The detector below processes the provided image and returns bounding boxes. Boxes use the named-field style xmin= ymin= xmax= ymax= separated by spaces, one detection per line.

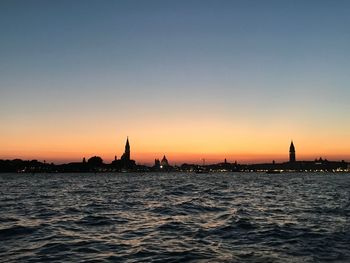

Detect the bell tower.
xmin=289 ymin=141 xmax=296 ymax=162
xmin=124 ymin=137 xmax=130 ymax=161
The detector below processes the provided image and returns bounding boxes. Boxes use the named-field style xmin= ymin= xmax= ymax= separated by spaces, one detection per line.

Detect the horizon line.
xmin=1 ymin=154 xmax=349 ymax=166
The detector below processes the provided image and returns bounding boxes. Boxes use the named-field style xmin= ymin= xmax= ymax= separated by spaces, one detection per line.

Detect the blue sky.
xmin=1 ymin=0 xmax=349 ymax=162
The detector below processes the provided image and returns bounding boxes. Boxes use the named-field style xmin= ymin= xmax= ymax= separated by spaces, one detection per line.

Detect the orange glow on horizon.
xmin=1 ymin=117 xmax=349 ymax=164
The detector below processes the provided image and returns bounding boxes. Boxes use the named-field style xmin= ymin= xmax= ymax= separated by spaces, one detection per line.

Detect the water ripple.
xmin=1 ymin=172 xmax=350 ymax=262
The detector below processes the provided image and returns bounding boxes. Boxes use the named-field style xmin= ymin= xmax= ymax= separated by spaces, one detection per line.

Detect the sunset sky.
xmin=1 ymin=0 xmax=349 ymax=164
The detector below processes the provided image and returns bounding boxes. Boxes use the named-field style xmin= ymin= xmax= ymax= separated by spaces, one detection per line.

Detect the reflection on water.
xmin=0 ymin=172 xmax=349 ymax=262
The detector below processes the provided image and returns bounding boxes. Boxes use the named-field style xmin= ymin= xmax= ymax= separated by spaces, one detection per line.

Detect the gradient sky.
xmin=1 ymin=0 xmax=349 ymax=164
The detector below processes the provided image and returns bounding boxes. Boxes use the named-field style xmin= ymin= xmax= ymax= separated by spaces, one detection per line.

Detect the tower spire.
xmin=120 ymin=136 xmax=130 ymax=162
xmin=289 ymin=140 xmax=296 ymax=162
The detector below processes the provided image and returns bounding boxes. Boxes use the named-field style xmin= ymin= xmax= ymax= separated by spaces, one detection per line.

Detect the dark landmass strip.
xmin=0 ymin=157 xmax=348 ymax=173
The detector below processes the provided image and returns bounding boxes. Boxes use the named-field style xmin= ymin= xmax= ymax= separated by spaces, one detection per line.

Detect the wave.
xmin=1 ymin=172 xmax=350 ymax=262
xmin=0 ymin=225 xmax=37 ymax=240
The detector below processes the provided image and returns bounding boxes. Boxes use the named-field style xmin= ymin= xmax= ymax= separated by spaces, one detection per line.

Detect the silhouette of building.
xmin=87 ymin=156 xmax=103 ymax=166
xmin=152 ymin=155 xmax=173 ymax=171
xmin=160 ymin=155 xmax=169 ymax=167
xmin=111 ymin=137 xmax=136 ymax=170
xmin=121 ymin=137 xmax=130 ymax=162
xmin=289 ymin=141 xmax=296 ymax=162
xmin=154 ymin=159 xmax=160 ymax=168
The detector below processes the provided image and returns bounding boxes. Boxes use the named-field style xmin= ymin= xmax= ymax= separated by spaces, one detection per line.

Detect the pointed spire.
xmin=289 ymin=140 xmax=296 ymax=162
xmin=290 ymin=140 xmax=295 ymax=152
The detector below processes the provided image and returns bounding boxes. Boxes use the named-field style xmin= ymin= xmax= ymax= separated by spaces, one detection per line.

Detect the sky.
xmin=0 ymin=0 xmax=349 ymax=164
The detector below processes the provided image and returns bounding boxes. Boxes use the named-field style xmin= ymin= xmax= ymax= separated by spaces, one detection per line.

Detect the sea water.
xmin=1 ymin=172 xmax=349 ymax=262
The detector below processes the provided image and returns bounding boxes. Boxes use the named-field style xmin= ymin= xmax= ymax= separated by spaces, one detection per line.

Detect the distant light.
xmin=160 ymin=165 xmax=163 ymax=169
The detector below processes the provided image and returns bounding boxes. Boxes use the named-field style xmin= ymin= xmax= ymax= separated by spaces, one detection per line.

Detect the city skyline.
xmin=1 ymin=1 xmax=350 ymax=163
xmin=1 ymin=137 xmax=348 ymax=173
xmin=1 ymin=136 xmax=349 ymax=166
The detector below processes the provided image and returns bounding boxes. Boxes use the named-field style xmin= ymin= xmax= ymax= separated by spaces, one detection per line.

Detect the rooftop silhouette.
xmin=0 ymin=138 xmax=348 ymax=173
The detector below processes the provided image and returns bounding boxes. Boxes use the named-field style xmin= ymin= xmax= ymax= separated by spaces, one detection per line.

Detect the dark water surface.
xmin=1 ymin=172 xmax=350 ymax=262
